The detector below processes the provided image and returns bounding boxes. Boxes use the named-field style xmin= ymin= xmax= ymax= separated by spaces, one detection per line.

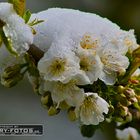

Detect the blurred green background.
xmin=25 ymin=0 xmax=140 ymax=43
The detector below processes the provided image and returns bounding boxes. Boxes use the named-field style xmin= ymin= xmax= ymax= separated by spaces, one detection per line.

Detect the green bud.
xmin=59 ymin=101 xmax=70 ymax=110
xmin=117 ymin=68 xmax=126 ymax=76
xmin=129 ymin=97 xmax=138 ymax=104
xmin=108 ymin=105 xmax=114 ymax=114
xmin=41 ymin=95 xmax=49 ymax=105
xmin=117 ymin=94 xmax=128 ymax=106
xmin=48 ymin=106 xmax=60 ymax=116
xmin=125 ymin=112 xmax=132 ymax=122
xmin=115 ymin=117 xmax=124 ymax=122
xmin=126 ymin=101 xmax=132 ymax=106
xmin=1 ymin=74 xmax=23 ymax=88
xmin=124 ymin=88 xmax=135 ymax=98
xmin=119 ymin=106 xmax=128 ymax=117
xmin=118 ymin=85 xmax=125 ymax=93
xmin=3 ymin=64 xmax=21 ymax=78
xmin=68 ymin=108 xmax=77 ymax=121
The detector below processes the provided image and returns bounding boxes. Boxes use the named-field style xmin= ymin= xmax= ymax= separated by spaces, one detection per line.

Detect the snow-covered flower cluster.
xmin=31 ymin=8 xmax=138 ymax=125
xmin=1 ymin=2 xmax=140 ymax=138
xmin=0 ymin=3 xmax=33 ymax=54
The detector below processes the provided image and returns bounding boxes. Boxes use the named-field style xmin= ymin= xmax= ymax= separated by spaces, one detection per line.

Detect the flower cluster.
xmin=33 ymin=8 xmax=138 ymax=126
xmin=0 ymin=2 xmax=140 ymax=139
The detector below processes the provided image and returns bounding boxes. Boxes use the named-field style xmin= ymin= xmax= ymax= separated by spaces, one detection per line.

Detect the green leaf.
xmin=80 ymin=125 xmax=98 ymax=138
xmin=8 ymin=0 xmax=26 ymax=16
xmin=23 ymin=10 xmax=31 ymax=23
xmin=28 ymin=18 xmax=44 ymax=26
xmin=1 ymin=30 xmax=18 ymax=56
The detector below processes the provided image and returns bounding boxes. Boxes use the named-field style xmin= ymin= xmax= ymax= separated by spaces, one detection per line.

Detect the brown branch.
xmin=28 ymin=44 xmax=44 ymax=62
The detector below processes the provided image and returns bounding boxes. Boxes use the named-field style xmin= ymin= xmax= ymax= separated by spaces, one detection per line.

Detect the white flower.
xmin=75 ymin=92 xmax=109 ymax=125
xmin=123 ymin=30 xmax=138 ymax=53
xmin=44 ymin=80 xmax=85 ymax=107
xmin=0 ymin=3 xmax=33 ymax=54
xmin=38 ymin=43 xmax=90 ymax=84
xmin=116 ymin=127 xmax=139 ymax=140
xmin=98 ymin=46 xmax=129 ymax=85
xmin=76 ymin=48 xmax=102 ymax=83
xmin=78 ymin=33 xmax=130 ymax=85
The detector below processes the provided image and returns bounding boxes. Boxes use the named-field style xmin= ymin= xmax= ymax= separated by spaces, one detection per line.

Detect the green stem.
xmin=119 ymin=58 xmax=140 ymax=85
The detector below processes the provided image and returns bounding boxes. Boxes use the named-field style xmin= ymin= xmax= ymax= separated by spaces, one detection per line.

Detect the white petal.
xmin=99 ymin=69 xmax=117 ymax=85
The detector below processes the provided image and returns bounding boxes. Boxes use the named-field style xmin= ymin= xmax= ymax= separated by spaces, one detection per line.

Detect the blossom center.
xmin=124 ymin=38 xmax=133 ymax=47
xmin=49 ymin=58 xmax=66 ymax=76
xmin=80 ymin=56 xmax=95 ymax=71
xmin=81 ymin=96 xmax=101 ymax=117
xmin=80 ymin=34 xmax=98 ymax=49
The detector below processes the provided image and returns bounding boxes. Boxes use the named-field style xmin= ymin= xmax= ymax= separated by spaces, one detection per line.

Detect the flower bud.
xmin=117 ymin=94 xmax=129 ymax=106
xmin=41 ymin=95 xmax=49 ymax=105
xmin=129 ymin=97 xmax=138 ymax=104
xmin=48 ymin=106 xmax=60 ymax=116
xmin=59 ymin=101 xmax=70 ymax=110
xmin=41 ymin=92 xmax=53 ymax=109
xmin=117 ymin=68 xmax=126 ymax=76
xmin=1 ymin=74 xmax=23 ymax=88
xmin=120 ymin=106 xmax=128 ymax=117
xmin=68 ymin=108 xmax=77 ymax=121
xmin=129 ymin=79 xmax=139 ymax=84
xmin=125 ymin=112 xmax=132 ymax=122
xmin=124 ymin=88 xmax=135 ymax=98
xmin=108 ymin=105 xmax=114 ymax=114
xmin=118 ymin=85 xmax=125 ymax=93
xmin=115 ymin=117 xmax=124 ymax=122
xmin=2 ymin=64 xmax=21 ymax=79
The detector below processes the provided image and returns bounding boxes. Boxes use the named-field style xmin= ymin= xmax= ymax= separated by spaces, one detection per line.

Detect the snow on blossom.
xmin=116 ymin=127 xmax=139 ymax=140
xmin=31 ymin=8 xmax=123 ymax=52
xmin=75 ymin=92 xmax=109 ymax=125
xmin=0 ymin=2 xmax=33 ymax=54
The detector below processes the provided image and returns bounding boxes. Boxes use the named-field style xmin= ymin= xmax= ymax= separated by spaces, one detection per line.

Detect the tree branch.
xmin=28 ymin=44 xmax=44 ymax=62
